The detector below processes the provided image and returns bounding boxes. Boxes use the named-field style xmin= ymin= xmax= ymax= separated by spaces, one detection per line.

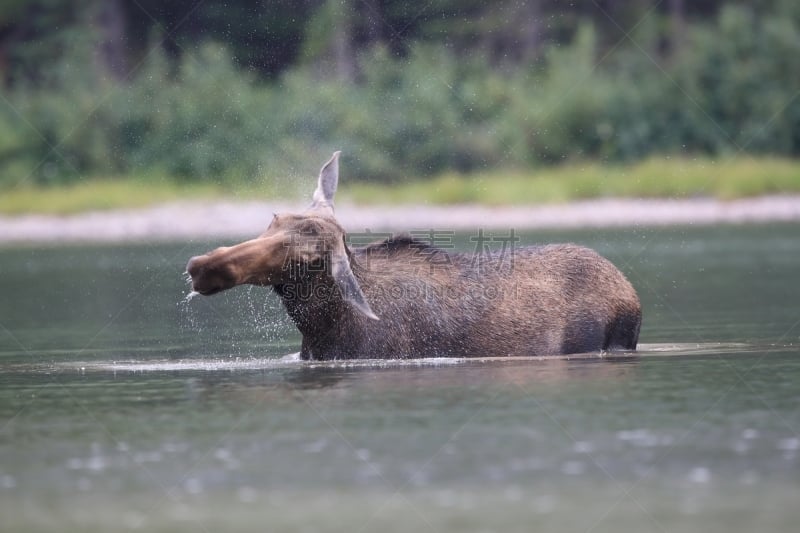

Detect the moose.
xmin=186 ymin=152 xmax=641 ymax=360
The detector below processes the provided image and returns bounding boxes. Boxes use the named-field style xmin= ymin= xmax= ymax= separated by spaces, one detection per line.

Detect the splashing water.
xmin=184 ymin=291 xmax=201 ymax=303
xmin=177 ymin=289 xmax=205 ymax=333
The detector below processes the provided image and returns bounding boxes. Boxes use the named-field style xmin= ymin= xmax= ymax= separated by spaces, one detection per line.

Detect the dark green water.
xmin=1 ymin=224 xmax=799 ymax=532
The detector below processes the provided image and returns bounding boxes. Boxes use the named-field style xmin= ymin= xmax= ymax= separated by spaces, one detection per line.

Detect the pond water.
xmin=1 ymin=224 xmax=799 ymax=532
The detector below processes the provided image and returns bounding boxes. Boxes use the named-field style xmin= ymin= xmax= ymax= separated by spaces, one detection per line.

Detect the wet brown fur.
xmin=274 ymin=231 xmax=641 ymax=360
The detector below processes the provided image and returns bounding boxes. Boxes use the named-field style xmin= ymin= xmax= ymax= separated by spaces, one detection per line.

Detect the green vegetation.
xmin=1 ymin=1 xmax=799 ymax=207
xmin=347 ymin=157 xmax=800 ymax=205
xmin=2 ymin=157 xmax=798 ymax=215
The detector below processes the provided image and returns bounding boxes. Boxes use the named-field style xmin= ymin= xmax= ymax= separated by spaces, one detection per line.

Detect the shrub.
xmin=0 ymin=4 xmax=798 ymax=189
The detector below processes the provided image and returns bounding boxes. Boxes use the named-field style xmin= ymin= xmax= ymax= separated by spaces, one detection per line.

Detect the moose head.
xmin=185 ymin=152 xmax=378 ymax=320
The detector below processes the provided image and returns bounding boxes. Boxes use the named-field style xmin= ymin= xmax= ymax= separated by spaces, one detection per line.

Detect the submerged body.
xmin=187 ymin=152 xmax=642 ymax=360
xmin=277 ymin=235 xmax=641 ymax=360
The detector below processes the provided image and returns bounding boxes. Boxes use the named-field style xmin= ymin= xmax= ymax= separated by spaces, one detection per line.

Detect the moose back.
xmin=186 ymin=152 xmax=641 ymax=359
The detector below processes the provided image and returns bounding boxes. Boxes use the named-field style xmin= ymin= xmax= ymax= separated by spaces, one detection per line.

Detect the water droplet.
xmin=617 ymin=428 xmax=659 ymax=447
xmin=184 ymin=477 xmax=203 ymax=495
xmin=214 ymin=448 xmax=232 ymax=461
xmin=573 ymin=441 xmax=594 ymax=454
xmin=561 ymin=460 xmax=585 ymax=476
xmin=302 ymin=439 xmax=327 ymax=454
xmin=742 ymin=428 xmax=759 ymax=439
xmin=355 ymin=448 xmax=371 ymax=461
xmin=86 ymin=455 xmax=106 ymax=471
xmin=688 ymin=466 xmax=710 ymax=484
xmin=184 ymin=291 xmax=201 ymax=303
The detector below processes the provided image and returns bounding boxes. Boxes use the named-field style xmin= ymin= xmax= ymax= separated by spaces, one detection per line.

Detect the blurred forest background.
xmin=1 ymin=0 xmax=799 ymax=207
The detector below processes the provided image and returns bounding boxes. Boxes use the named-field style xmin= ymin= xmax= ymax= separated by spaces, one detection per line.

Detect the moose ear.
xmin=310 ymin=151 xmax=340 ymax=214
xmin=330 ymin=237 xmax=379 ymax=321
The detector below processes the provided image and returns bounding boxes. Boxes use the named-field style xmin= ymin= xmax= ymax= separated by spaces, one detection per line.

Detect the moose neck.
xmin=272 ymin=267 xmax=368 ymax=359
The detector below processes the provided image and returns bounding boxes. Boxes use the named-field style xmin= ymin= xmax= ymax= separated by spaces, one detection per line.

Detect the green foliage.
xmin=1 ymin=4 xmax=799 ymax=190
xmin=343 ymin=157 xmax=800 ymax=206
xmin=0 ymin=28 xmax=116 ymax=186
xmin=675 ymin=5 xmax=800 ymax=154
xmin=116 ymin=43 xmax=274 ymax=183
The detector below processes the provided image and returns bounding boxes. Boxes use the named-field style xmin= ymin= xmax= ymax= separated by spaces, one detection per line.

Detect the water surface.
xmin=1 ymin=224 xmax=799 ymax=532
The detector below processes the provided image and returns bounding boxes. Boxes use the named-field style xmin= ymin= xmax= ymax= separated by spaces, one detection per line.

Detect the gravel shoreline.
xmin=2 ymin=195 xmax=800 ymax=244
